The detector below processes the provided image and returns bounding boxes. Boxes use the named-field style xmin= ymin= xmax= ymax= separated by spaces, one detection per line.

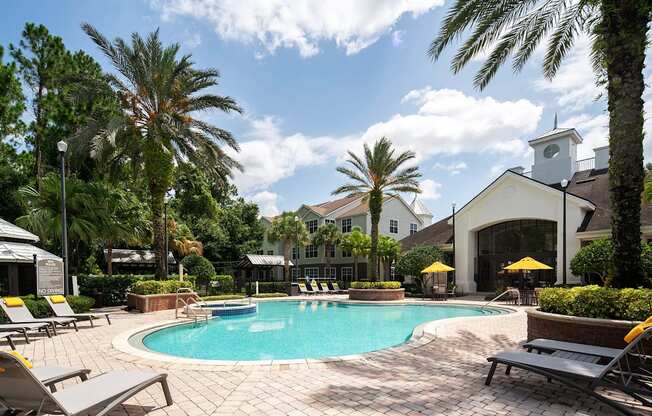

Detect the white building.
xmin=400 ymin=125 xmax=652 ymax=293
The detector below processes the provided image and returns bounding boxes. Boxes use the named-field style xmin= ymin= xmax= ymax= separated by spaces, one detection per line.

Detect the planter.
xmin=127 ymin=293 xmax=197 ymax=313
xmin=348 ymin=288 xmax=404 ymax=301
xmin=527 ymin=309 xmax=644 ymax=349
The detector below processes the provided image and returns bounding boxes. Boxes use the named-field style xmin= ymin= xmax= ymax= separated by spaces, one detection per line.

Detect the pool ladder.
xmin=175 ymin=288 xmax=210 ymax=324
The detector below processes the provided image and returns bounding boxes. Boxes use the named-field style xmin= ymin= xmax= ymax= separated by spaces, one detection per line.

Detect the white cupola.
xmin=410 ymin=195 xmax=433 ymax=226
xmin=529 ymin=115 xmax=583 ymax=185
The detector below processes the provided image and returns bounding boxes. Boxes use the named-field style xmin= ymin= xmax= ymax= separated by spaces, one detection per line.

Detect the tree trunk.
xmin=353 ymin=256 xmax=358 ymax=281
xmin=107 ymin=240 xmax=113 ymax=276
xmin=149 ymin=183 xmax=167 ymax=279
xmin=601 ymin=0 xmax=649 ymax=287
xmin=35 ymin=83 xmax=44 ymax=190
xmin=369 ymin=192 xmax=382 ymax=280
xmin=283 ymin=240 xmax=291 ymax=282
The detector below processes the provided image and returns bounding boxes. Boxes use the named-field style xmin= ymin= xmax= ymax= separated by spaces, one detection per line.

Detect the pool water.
xmin=142 ymin=301 xmax=504 ymax=361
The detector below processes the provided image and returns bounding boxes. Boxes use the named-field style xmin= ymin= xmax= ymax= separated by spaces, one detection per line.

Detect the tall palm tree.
xmin=77 ymin=25 xmax=242 ymax=278
xmin=378 ymin=236 xmax=401 ymax=281
xmin=333 ymin=137 xmax=421 ymax=279
xmin=340 ymin=226 xmax=371 ymax=281
xmin=428 ymin=1 xmax=651 ymax=287
xmin=267 ymin=212 xmax=310 ymax=281
xmin=312 ymin=223 xmax=342 ymax=275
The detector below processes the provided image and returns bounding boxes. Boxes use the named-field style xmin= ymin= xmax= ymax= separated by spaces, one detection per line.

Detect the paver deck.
xmin=2 ymin=296 xmax=648 ymax=416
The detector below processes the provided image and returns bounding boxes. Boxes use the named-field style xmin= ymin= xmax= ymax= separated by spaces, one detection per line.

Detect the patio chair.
xmin=2 ymin=332 xmax=20 ymax=350
xmin=485 ymin=326 xmax=652 ymax=416
xmin=432 ymin=272 xmax=448 ymax=301
xmin=6 ymin=350 xmax=91 ymax=392
xmin=298 ymin=283 xmax=316 ymax=295
xmin=317 ymin=282 xmax=332 ymax=294
xmin=44 ymin=295 xmax=111 ymax=327
xmin=0 ymin=351 xmax=173 ymax=416
xmin=328 ymin=282 xmax=347 ymax=294
xmin=310 ymin=280 xmax=322 ymax=295
xmin=1 ymin=297 xmax=77 ymax=335
xmin=0 ymin=322 xmax=52 ymax=343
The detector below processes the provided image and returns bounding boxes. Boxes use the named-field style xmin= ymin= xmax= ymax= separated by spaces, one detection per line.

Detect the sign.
xmin=36 ymin=258 xmax=65 ymax=296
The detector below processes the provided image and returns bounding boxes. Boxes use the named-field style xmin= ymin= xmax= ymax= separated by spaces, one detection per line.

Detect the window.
xmin=389 ymin=219 xmax=399 ymax=234
xmin=341 ymin=218 xmax=352 ymax=233
xmin=341 ymin=267 xmax=353 ymax=281
xmin=342 ymin=249 xmax=351 ymax=258
xmin=324 ymin=267 xmax=336 ymax=279
xmin=305 ymin=244 xmax=318 ymax=258
xmin=267 ymin=250 xmax=274 ymax=255
xmin=410 ymin=223 xmax=418 ymax=235
xmin=256 ymin=249 xmax=264 ymax=255
xmin=325 ymin=219 xmax=335 ymax=225
xmin=305 ymin=267 xmax=319 ymax=279
xmin=327 ymin=245 xmax=335 ymax=258
xmin=306 ymin=219 xmax=318 ymax=233
xmin=544 ymin=144 xmax=560 ymax=159
xmin=292 ymin=247 xmax=299 ymax=259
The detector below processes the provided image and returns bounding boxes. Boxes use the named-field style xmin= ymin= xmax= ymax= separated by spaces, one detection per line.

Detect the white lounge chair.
xmin=1 ymin=297 xmax=77 ymax=335
xmin=329 ymin=282 xmax=347 ymax=294
xmin=298 ymin=283 xmax=316 ymax=295
xmin=44 ymin=295 xmax=111 ymax=327
xmin=0 ymin=351 xmax=173 ymax=416
xmin=0 ymin=322 xmax=52 ymax=343
xmin=317 ymin=281 xmax=332 ymax=294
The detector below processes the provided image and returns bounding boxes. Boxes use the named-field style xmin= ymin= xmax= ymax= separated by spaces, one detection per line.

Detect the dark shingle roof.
xmin=399 ymin=216 xmax=453 ymax=251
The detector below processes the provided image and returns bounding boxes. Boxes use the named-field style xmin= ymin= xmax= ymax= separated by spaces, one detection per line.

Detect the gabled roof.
xmin=334 ymin=195 xmax=424 ymax=224
xmin=0 ymin=218 xmax=39 ymax=243
xmin=0 ymin=241 xmax=60 ymax=263
xmin=410 ymin=196 xmax=432 ymax=216
xmin=307 ymin=195 xmax=360 ymax=216
xmin=238 ymin=254 xmax=292 ymax=268
xmin=399 ymin=216 xmax=453 ymax=251
xmin=528 ymin=127 xmax=583 ymax=145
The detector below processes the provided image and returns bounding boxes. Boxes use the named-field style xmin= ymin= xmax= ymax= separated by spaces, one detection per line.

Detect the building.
xmin=260 ymin=194 xmax=432 ymax=281
xmin=400 ymin=124 xmax=652 ymax=293
xmin=0 ymin=218 xmax=62 ymax=295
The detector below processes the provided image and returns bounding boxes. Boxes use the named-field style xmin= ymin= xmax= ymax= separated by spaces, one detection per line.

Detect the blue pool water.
xmin=142 ymin=301 xmax=504 ymax=361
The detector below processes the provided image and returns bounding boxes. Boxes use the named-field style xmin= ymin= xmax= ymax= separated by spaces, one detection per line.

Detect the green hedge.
xmin=0 ymin=295 xmax=95 ymax=322
xmin=253 ymin=292 xmax=288 ymax=298
xmin=253 ymin=281 xmax=291 ymax=294
xmin=201 ymin=294 xmax=245 ymax=301
xmin=350 ymin=281 xmax=401 ymax=289
xmin=78 ymin=274 xmax=195 ymax=305
xmin=539 ymin=285 xmax=652 ymax=321
xmin=131 ymin=280 xmax=194 ymax=295
xmin=209 ymin=275 xmax=235 ymax=294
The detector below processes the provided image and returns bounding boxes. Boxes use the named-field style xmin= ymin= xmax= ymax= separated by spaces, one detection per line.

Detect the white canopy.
xmin=0 ymin=241 xmax=61 ymax=263
xmin=0 ymin=218 xmax=39 ymax=243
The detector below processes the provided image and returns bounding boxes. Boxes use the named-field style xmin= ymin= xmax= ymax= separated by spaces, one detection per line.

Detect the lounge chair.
xmin=523 ymin=338 xmax=622 ymax=360
xmin=298 ymin=283 xmax=316 ymax=295
xmin=328 ymin=282 xmax=347 ymax=294
xmin=485 ymin=326 xmax=652 ymax=416
xmin=0 ymin=351 xmax=173 ymax=416
xmin=5 ymin=350 xmax=91 ymax=392
xmin=2 ymin=332 xmax=19 ymax=349
xmin=1 ymin=297 xmax=77 ymax=335
xmin=0 ymin=322 xmax=52 ymax=343
xmin=317 ymin=282 xmax=332 ymax=294
xmin=45 ymin=295 xmax=111 ymax=327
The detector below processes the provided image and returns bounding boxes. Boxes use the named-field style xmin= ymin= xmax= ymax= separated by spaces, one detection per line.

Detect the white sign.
xmin=36 ymin=258 xmax=65 ymax=296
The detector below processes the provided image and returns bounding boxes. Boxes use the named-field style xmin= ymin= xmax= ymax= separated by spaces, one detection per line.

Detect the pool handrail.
xmin=175 ymin=288 xmax=209 ymax=323
xmin=481 ymin=289 xmax=518 ymax=310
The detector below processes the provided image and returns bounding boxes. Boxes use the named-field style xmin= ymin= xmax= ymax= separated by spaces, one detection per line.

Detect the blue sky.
xmin=3 ymin=0 xmax=650 ymax=221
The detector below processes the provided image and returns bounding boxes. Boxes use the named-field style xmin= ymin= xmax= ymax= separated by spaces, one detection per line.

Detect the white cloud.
xmin=432 ymin=161 xmax=467 ymax=175
xmin=150 ymin=0 xmax=443 ymax=57
xmin=391 ymin=30 xmax=404 ymax=47
xmin=248 ymin=191 xmax=280 ymax=217
xmin=183 ymin=30 xmax=202 ymax=48
xmin=419 ymin=179 xmax=442 ymax=201
xmin=489 ymin=164 xmax=506 ymax=178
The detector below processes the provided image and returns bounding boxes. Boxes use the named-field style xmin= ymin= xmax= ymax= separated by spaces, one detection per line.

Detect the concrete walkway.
xmin=2 ymin=297 xmax=646 ymax=416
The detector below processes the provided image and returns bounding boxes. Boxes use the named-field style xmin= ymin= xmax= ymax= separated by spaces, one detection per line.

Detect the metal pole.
xmin=164 ymin=201 xmax=169 ymax=277
xmin=60 ymin=151 xmax=69 ymax=296
xmin=452 ymin=203 xmax=456 ymax=286
xmin=562 ymin=186 xmax=567 ymax=286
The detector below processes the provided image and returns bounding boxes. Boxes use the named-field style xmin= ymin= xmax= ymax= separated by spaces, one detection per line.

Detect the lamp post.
xmin=57 ymin=140 xmax=69 ymax=295
xmin=294 ymin=215 xmax=300 ymax=282
xmin=164 ymin=192 xmax=171 ymax=278
xmin=560 ymin=179 xmax=568 ymax=286
xmin=451 ymin=202 xmax=456 ymax=286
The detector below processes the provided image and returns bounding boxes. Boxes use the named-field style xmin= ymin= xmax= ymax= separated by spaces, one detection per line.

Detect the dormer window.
xmin=543 ymin=144 xmax=560 ymax=159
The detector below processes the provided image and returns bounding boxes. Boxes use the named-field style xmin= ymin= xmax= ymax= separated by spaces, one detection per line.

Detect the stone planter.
xmin=527 ymin=309 xmax=643 ymax=349
xmin=348 ymin=288 xmax=404 ymax=301
xmin=127 ymin=293 xmax=197 ymax=313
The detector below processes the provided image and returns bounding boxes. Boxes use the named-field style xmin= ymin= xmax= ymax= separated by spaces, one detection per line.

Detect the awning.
xmin=0 ymin=242 xmax=61 ymax=263
xmin=103 ymin=249 xmax=176 ymax=264
xmin=0 ymin=218 xmax=39 ymax=243
xmin=238 ymin=254 xmax=293 ymax=268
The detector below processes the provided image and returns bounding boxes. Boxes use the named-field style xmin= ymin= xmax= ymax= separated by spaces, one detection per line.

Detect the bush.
xmin=78 ymin=274 xmax=146 ymax=306
xmin=570 ymin=239 xmax=652 ymax=286
xmin=131 ymin=280 xmax=194 ymax=295
xmin=254 ymin=281 xmax=291 ymax=294
xmin=538 ymin=285 xmax=652 ymax=321
xmin=350 ymin=281 xmax=401 ymax=289
xmin=201 ymin=294 xmax=245 ymax=301
xmin=253 ymin=292 xmax=288 ymax=298
xmin=209 ymin=275 xmax=235 ymax=294
xmin=181 ymin=254 xmax=216 ymax=283
xmin=66 ymin=295 xmax=95 ymax=313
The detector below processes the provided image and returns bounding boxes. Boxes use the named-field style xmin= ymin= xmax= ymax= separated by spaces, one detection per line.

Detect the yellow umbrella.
xmin=421 ymin=261 xmax=455 ymax=273
xmin=503 ymin=257 xmax=553 ymax=271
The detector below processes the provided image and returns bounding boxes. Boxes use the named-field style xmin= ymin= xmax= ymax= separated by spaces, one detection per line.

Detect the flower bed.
xmin=348 ymin=281 xmax=404 ymax=301
xmin=127 ymin=279 xmax=196 ymax=313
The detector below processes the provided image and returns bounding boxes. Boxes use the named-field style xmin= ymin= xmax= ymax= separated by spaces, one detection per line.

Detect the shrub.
xmin=254 ymin=281 xmax=291 ymax=294
xmin=209 ymin=275 xmax=235 ymax=294
xmin=253 ymin=292 xmax=288 ymax=298
xmin=350 ymin=281 xmax=401 ymax=289
xmin=395 ymin=246 xmax=443 ymax=278
xmin=570 ymin=239 xmax=652 ymax=286
xmin=66 ymin=295 xmax=95 ymax=313
xmin=131 ymin=280 xmax=194 ymax=295
xmin=78 ymin=274 xmax=147 ymax=306
xmin=181 ymin=254 xmax=216 ymax=283
xmin=201 ymin=294 xmax=245 ymax=301
xmin=538 ymin=285 xmax=652 ymax=321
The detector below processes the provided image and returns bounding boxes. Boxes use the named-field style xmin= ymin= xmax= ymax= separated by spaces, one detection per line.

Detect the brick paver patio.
xmin=3 ymin=297 xmax=647 ymax=416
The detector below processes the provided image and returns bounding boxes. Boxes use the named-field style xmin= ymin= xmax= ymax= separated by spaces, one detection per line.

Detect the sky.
xmin=2 ymin=0 xmax=651 ymax=221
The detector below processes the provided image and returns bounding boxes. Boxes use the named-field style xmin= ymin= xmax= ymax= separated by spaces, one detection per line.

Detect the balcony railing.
xmin=576 ymin=157 xmax=595 ymax=172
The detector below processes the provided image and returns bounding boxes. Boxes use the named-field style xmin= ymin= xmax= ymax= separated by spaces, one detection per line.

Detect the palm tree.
xmin=340 ymin=226 xmax=371 ymax=281
xmin=267 ymin=212 xmax=310 ymax=281
xmin=77 ymin=25 xmax=242 ymax=278
xmin=333 ymin=137 xmax=421 ymax=279
xmin=312 ymin=223 xmax=342 ymax=275
xmin=428 ymin=1 xmax=651 ymax=287
xmin=378 ymin=236 xmax=401 ymax=281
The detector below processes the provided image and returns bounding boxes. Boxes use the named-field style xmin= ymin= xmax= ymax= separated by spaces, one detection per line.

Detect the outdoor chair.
xmin=505 ymin=287 xmax=520 ymax=305
xmin=328 ymin=282 xmax=347 ymax=293
xmin=0 ymin=351 xmax=173 ymax=416
xmin=317 ymin=282 xmax=332 ymax=294
xmin=485 ymin=326 xmax=652 ymax=416
xmin=2 ymin=332 xmax=20 ymax=350
xmin=432 ymin=272 xmax=448 ymax=301
xmin=45 ymin=295 xmax=111 ymax=327
xmin=533 ymin=287 xmax=544 ymax=306
xmin=298 ymin=283 xmax=316 ymax=295
xmin=0 ymin=297 xmax=77 ymax=335
xmin=5 ymin=350 xmax=91 ymax=392
xmin=0 ymin=322 xmax=52 ymax=343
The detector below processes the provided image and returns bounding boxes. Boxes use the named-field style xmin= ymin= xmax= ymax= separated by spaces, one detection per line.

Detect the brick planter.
xmin=527 ymin=309 xmax=645 ymax=349
xmin=127 ymin=293 xmax=198 ymax=313
xmin=348 ymin=288 xmax=404 ymax=301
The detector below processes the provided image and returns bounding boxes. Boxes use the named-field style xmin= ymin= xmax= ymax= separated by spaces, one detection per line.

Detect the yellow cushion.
xmin=624 ymin=322 xmax=652 ymax=344
xmin=49 ymin=295 xmax=66 ymax=304
xmin=3 ymin=297 xmax=24 ymax=307
xmin=8 ymin=351 xmax=32 ymax=369
xmin=645 ymin=316 xmax=652 ymax=324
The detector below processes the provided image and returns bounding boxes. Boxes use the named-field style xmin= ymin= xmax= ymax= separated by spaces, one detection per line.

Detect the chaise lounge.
xmin=1 ymin=297 xmax=77 ymax=335
xmin=45 ymin=295 xmax=111 ymax=327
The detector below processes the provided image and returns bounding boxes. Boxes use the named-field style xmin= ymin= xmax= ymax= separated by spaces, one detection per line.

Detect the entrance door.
xmin=476 ymin=220 xmax=557 ymax=292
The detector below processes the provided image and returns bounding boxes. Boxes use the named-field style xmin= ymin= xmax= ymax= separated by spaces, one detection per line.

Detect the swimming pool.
xmin=140 ymin=301 xmax=506 ymax=361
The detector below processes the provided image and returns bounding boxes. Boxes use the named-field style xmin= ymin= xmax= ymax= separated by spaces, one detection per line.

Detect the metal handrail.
xmin=175 ymin=288 xmax=209 ymax=323
xmin=481 ymin=289 xmax=519 ymax=310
